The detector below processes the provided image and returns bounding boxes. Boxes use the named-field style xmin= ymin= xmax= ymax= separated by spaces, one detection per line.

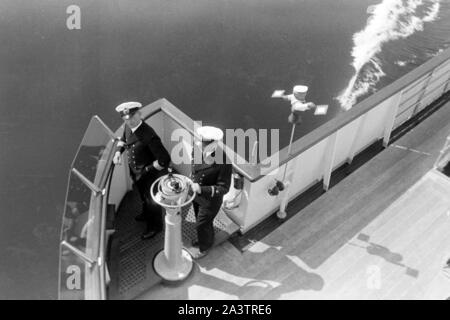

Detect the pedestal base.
xmin=277 ymin=210 xmax=287 ymax=219
xmin=153 ymin=249 xmax=193 ymax=282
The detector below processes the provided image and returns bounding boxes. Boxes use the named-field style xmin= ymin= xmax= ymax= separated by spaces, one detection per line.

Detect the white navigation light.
xmin=293 ymin=85 xmax=308 ymax=101
xmin=293 ymin=85 xmax=308 ymax=94
xmin=268 ymin=84 xmax=330 ymax=221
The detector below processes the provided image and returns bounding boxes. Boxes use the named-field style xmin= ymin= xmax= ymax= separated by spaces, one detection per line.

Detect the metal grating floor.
xmin=108 ymin=186 xmax=237 ymax=300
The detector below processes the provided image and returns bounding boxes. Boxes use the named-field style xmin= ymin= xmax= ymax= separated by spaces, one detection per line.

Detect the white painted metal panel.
xmin=400 ymin=73 xmax=428 ymax=104
xmin=108 ymin=164 xmax=130 ymax=212
xmin=224 ymin=177 xmax=252 ymax=231
xmin=332 ymin=118 xmax=360 ymax=169
xmin=241 ymin=164 xmax=286 ymax=231
xmin=289 ymin=138 xmax=328 ymax=193
xmin=161 ymin=112 xmax=192 ymax=177
xmin=431 ymin=60 xmax=450 ymax=79
xmin=145 ymin=111 xmax=164 ymax=138
xmin=426 ymin=77 xmax=447 ymax=94
xmin=394 ymin=106 xmax=415 ymax=128
xmin=351 ymin=97 xmax=391 ymax=154
xmin=398 ymin=96 xmax=419 ymax=116
xmin=240 ymin=137 xmax=329 ymax=232
xmin=421 ymin=85 xmax=445 ymax=112
xmin=421 ymin=80 xmax=448 ymax=112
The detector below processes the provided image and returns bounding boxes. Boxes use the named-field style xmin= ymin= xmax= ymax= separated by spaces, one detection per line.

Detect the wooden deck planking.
xmin=275 ymin=149 xmax=429 ymax=270
xmin=320 ymin=181 xmax=443 ymax=298
xmin=338 ymin=179 xmax=450 ymax=299
xmin=291 ymin=182 xmax=423 ymax=295
xmin=385 ymin=172 xmax=450 ymax=299
xmin=272 ymin=170 xmax=450 ymax=300
xmin=368 ymin=200 xmax=450 ymax=299
xmin=389 ymin=229 xmax=450 ymax=299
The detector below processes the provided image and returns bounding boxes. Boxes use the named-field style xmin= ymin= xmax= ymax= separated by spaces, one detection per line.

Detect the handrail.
xmin=59 ymin=117 xmax=117 ymax=300
xmin=91 ymin=138 xmax=117 ymax=300
xmin=98 ymin=164 xmax=115 ymax=300
xmin=61 ymin=240 xmax=96 ymax=266
xmin=72 ymin=168 xmax=103 ymax=195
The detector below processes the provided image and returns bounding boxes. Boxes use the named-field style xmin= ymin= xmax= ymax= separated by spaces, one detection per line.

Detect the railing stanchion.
xmin=383 ymin=91 xmax=403 ymax=147
xmin=347 ymin=113 xmax=368 ymax=164
xmin=322 ymin=132 xmax=338 ymax=192
xmin=443 ymin=73 xmax=450 ymax=94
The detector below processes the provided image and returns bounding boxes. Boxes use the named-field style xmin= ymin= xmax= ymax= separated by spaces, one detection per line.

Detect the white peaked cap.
xmin=196 ymin=126 xmax=224 ymax=142
xmin=293 ymin=85 xmax=308 ymax=94
xmin=115 ymin=101 xmax=142 ymax=113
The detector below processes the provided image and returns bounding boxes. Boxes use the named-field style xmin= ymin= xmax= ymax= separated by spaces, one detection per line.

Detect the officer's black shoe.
xmin=141 ymin=229 xmax=158 ymax=240
xmin=192 ymin=249 xmax=209 ymax=260
xmin=191 ymin=240 xmax=199 ymax=248
xmin=135 ymin=214 xmax=146 ymax=222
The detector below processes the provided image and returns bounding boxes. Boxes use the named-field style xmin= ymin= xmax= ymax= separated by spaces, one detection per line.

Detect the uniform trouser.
xmin=134 ymin=171 xmax=164 ymax=232
xmin=193 ymin=202 xmax=220 ymax=252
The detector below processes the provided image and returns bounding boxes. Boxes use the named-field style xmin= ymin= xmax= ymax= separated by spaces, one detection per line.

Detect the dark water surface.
xmin=0 ymin=0 xmax=448 ymax=299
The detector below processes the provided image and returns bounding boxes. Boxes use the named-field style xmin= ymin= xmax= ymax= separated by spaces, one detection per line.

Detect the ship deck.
xmin=137 ymin=99 xmax=450 ymax=300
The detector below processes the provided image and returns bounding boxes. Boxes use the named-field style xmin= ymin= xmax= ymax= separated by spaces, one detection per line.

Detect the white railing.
xmin=434 ymin=135 xmax=450 ymax=170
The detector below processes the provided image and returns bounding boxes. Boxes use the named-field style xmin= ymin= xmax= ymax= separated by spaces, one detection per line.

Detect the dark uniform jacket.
xmin=191 ymin=150 xmax=232 ymax=211
xmin=119 ymin=122 xmax=171 ymax=181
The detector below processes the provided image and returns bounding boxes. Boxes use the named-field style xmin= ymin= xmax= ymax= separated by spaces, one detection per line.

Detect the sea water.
xmin=0 ymin=0 xmax=448 ymax=298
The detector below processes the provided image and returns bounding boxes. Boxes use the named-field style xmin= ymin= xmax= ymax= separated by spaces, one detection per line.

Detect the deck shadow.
xmin=137 ymin=244 xmax=324 ymax=300
xmin=350 ymin=233 xmax=419 ymax=278
xmin=108 ymin=186 xmax=234 ymax=300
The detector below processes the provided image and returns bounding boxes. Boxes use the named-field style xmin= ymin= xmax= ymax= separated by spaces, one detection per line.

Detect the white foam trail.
xmin=337 ymin=0 xmax=442 ymax=110
xmin=428 ymin=47 xmax=445 ymax=58
xmin=423 ymin=0 xmax=440 ymax=22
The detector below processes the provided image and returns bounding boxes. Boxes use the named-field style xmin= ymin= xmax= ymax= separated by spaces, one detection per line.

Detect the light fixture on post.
xmin=269 ymin=85 xmax=329 ymax=219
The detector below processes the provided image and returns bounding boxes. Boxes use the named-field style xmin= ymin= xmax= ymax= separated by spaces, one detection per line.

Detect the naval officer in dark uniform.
xmin=191 ymin=126 xmax=232 ymax=259
xmin=113 ymin=102 xmax=171 ymax=240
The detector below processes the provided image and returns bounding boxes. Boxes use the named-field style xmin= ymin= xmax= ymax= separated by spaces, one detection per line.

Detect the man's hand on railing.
xmin=192 ymin=183 xmax=202 ymax=194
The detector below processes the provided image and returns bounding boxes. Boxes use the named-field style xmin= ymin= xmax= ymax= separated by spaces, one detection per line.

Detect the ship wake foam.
xmin=337 ymin=0 xmax=441 ymax=110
